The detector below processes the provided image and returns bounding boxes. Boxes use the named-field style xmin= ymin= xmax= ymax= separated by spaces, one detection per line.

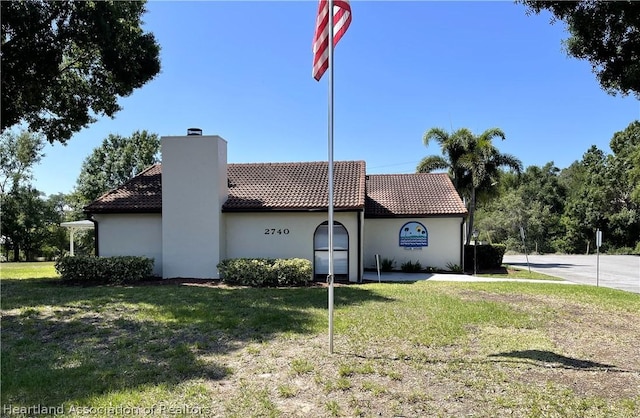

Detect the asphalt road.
xmin=503 ymin=254 xmax=640 ymax=294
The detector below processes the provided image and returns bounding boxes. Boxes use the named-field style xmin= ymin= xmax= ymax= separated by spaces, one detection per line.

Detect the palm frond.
xmin=422 ymin=128 xmax=450 ymax=147
xmin=478 ymin=128 xmax=506 ymax=142
xmin=493 ymin=153 xmax=523 ymax=173
xmin=416 ymin=155 xmax=450 ymax=173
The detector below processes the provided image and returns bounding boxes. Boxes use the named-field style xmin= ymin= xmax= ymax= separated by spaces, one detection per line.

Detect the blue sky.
xmin=31 ymin=0 xmax=639 ymax=197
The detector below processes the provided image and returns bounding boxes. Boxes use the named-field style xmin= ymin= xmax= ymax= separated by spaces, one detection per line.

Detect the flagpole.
xmin=327 ymin=0 xmax=335 ymax=355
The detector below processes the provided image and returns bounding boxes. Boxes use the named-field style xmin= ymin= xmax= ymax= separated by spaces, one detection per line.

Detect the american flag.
xmin=312 ymin=0 xmax=352 ymax=81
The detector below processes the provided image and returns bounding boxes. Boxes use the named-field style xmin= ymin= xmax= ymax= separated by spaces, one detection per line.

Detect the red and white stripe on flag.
xmin=312 ymin=0 xmax=352 ymax=81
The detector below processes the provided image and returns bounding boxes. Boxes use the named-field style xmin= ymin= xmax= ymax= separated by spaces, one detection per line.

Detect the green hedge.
xmin=55 ymin=256 xmax=154 ymax=284
xmin=464 ymin=244 xmax=506 ymax=272
xmin=217 ymin=258 xmax=312 ymax=287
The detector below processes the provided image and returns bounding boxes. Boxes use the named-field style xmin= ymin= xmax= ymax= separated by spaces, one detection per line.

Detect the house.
xmin=84 ymin=132 xmax=468 ymax=282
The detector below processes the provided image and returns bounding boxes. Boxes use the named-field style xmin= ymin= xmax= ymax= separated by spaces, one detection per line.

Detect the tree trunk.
xmin=12 ymin=242 xmax=20 ymax=262
xmin=466 ymin=187 xmax=476 ymax=245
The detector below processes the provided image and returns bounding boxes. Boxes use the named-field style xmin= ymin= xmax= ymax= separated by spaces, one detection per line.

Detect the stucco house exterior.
xmin=84 ymin=133 xmax=468 ymax=282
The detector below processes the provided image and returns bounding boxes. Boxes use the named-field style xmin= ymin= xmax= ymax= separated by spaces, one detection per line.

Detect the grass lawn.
xmin=0 ymin=261 xmax=58 ymax=279
xmin=2 ymin=263 xmax=639 ymax=417
xmin=478 ymin=265 xmax=566 ymax=281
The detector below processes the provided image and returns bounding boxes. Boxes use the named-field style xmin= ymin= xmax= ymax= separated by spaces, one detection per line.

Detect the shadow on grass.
xmin=488 ymin=349 xmax=618 ymax=370
xmin=1 ymin=279 xmax=392 ymax=406
xmin=344 ymin=350 xmax=634 ymax=373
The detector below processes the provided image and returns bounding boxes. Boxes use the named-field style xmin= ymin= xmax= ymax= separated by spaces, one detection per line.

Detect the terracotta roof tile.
xmin=84 ymin=164 xmax=162 ymax=213
xmin=84 ymin=161 xmax=367 ymax=213
xmin=365 ymin=173 xmax=467 ymax=217
xmin=84 ymin=163 xmax=466 ymax=217
xmin=223 ymin=161 xmax=366 ymax=211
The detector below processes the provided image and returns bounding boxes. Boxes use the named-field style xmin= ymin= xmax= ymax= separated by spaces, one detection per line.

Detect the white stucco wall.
xmin=93 ymin=214 xmax=163 ymax=276
xmin=225 ymin=211 xmax=361 ymax=282
xmin=363 ymin=217 xmax=464 ymax=270
xmin=218 ymin=140 xmax=228 ymax=262
xmin=162 ymin=135 xmax=227 ymax=279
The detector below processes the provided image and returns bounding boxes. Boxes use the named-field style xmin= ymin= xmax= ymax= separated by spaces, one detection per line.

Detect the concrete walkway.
xmin=361 ymin=271 xmax=576 ymax=285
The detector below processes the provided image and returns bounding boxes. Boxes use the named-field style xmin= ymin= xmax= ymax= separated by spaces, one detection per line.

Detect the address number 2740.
xmin=264 ymin=228 xmax=290 ymax=235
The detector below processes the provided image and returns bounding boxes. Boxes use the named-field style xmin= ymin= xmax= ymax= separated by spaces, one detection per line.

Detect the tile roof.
xmin=84 ymin=162 xmax=467 ymax=217
xmin=365 ymin=173 xmax=467 ymax=217
xmin=84 ymin=164 xmax=162 ymax=213
xmin=223 ymin=161 xmax=366 ymax=211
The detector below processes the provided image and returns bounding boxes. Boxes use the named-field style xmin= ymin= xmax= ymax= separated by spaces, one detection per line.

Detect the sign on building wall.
xmin=399 ymin=221 xmax=428 ymax=248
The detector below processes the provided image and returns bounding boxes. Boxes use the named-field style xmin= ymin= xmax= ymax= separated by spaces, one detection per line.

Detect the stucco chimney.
xmin=161 ymin=133 xmax=228 ymax=278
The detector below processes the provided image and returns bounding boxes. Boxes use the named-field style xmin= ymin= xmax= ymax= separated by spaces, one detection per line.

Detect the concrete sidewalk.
xmin=361 ymin=271 xmax=576 ymax=285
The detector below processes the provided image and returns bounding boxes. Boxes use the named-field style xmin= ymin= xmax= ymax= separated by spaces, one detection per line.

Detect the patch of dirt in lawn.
xmin=197 ymin=290 xmax=640 ymax=417
xmin=458 ymin=290 xmax=640 ymax=400
xmin=544 ymin=306 xmax=640 ymax=399
xmin=201 ymin=331 xmax=639 ymax=417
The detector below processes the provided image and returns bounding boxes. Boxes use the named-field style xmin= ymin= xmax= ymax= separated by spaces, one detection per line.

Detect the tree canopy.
xmin=609 ymin=120 xmax=640 ymax=204
xmin=0 ymin=130 xmax=45 ymax=195
xmin=1 ymin=0 xmax=161 ymax=144
xmin=75 ymin=130 xmax=160 ymax=204
xmin=519 ymin=0 xmax=640 ymax=98
xmin=0 ymin=129 xmax=74 ymax=261
xmin=1 ymin=186 xmax=61 ymax=261
xmin=475 ymin=120 xmax=640 ymax=254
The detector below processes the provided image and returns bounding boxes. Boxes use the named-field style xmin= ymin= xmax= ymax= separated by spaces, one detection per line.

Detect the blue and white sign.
xmin=399 ymin=221 xmax=428 ymax=247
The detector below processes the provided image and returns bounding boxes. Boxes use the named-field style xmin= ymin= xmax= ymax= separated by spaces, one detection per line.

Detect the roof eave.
xmin=222 ymin=206 xmax=365 ymax=213
xmin=84 ymin=207 xmax=162 ymax=215
xmin=364 ymin=212 xmax=468 ymax=218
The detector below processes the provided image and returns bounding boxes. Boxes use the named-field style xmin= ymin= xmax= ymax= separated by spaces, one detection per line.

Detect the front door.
xmin=313 ymin=221 xmax=349 ymax=281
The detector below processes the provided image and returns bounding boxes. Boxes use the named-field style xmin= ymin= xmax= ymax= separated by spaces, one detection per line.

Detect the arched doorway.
xmin=313 ymin=221 xmax=349 ymax=281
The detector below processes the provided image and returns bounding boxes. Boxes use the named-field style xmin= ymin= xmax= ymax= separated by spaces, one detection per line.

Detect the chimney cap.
xmin=187 ymin=128 xmax=202 ymax=136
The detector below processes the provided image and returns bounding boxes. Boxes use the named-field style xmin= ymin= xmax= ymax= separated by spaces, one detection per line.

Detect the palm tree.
xmin=417 ymin=127 xmax=522 ymax=244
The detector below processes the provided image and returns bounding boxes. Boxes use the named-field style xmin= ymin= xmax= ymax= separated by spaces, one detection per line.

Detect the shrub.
xmin=446 ymin=262 xmax=462 ymax=273
xmin=379 ymin=257 xmax=395 ymax=272
xmin=216 ymin=258 xmax=276 ymax=286
xmin=217 ymin=258 xmax=312 ymax=287
xmin=400 ymin=260 xmax=422 ymax=273
xmin=55 ymin=255 xmax=154 ymax=284
xmin=273 ymin=258 xmax=313 ymax=286
xmin=606 ymin=246 xmax=634 ymax=255
xmin=464 ymin=244 xmax=506 ymax=272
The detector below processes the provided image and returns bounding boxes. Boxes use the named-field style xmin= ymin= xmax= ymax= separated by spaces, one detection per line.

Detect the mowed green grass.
xmin=1 ymin=261 xmax=58 ymax=279
xmin=478 ymin=265 xmax=565 ymax=281
xmin=2 ymin=263 xmax=639 ymax=417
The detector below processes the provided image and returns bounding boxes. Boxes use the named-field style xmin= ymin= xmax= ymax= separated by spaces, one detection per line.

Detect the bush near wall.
xmin=217 ymin=258 xmax=312 ymax=287
xmin=400 ymin=260 xmax=422 ymax=273
xmin=55 ymin=256 xmax=154 ymax=284
xmin=464 ymin=244 xmax=506 ymax=272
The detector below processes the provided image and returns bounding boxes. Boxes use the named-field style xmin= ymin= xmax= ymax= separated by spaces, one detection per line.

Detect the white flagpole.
xmin=327 ymin=0 xmax=335 ymax=354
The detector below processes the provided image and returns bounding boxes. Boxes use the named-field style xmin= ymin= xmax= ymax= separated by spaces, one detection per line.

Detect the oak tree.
xmin=1 ymin=1 xmax=161 ymax=143
xmin=0 ymin=130 xmax=45 ymax=194
xmin=520 ymin=0 xmax=640 ymax=97
xmin=75 ymin=130 xmax=160 ymax=204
